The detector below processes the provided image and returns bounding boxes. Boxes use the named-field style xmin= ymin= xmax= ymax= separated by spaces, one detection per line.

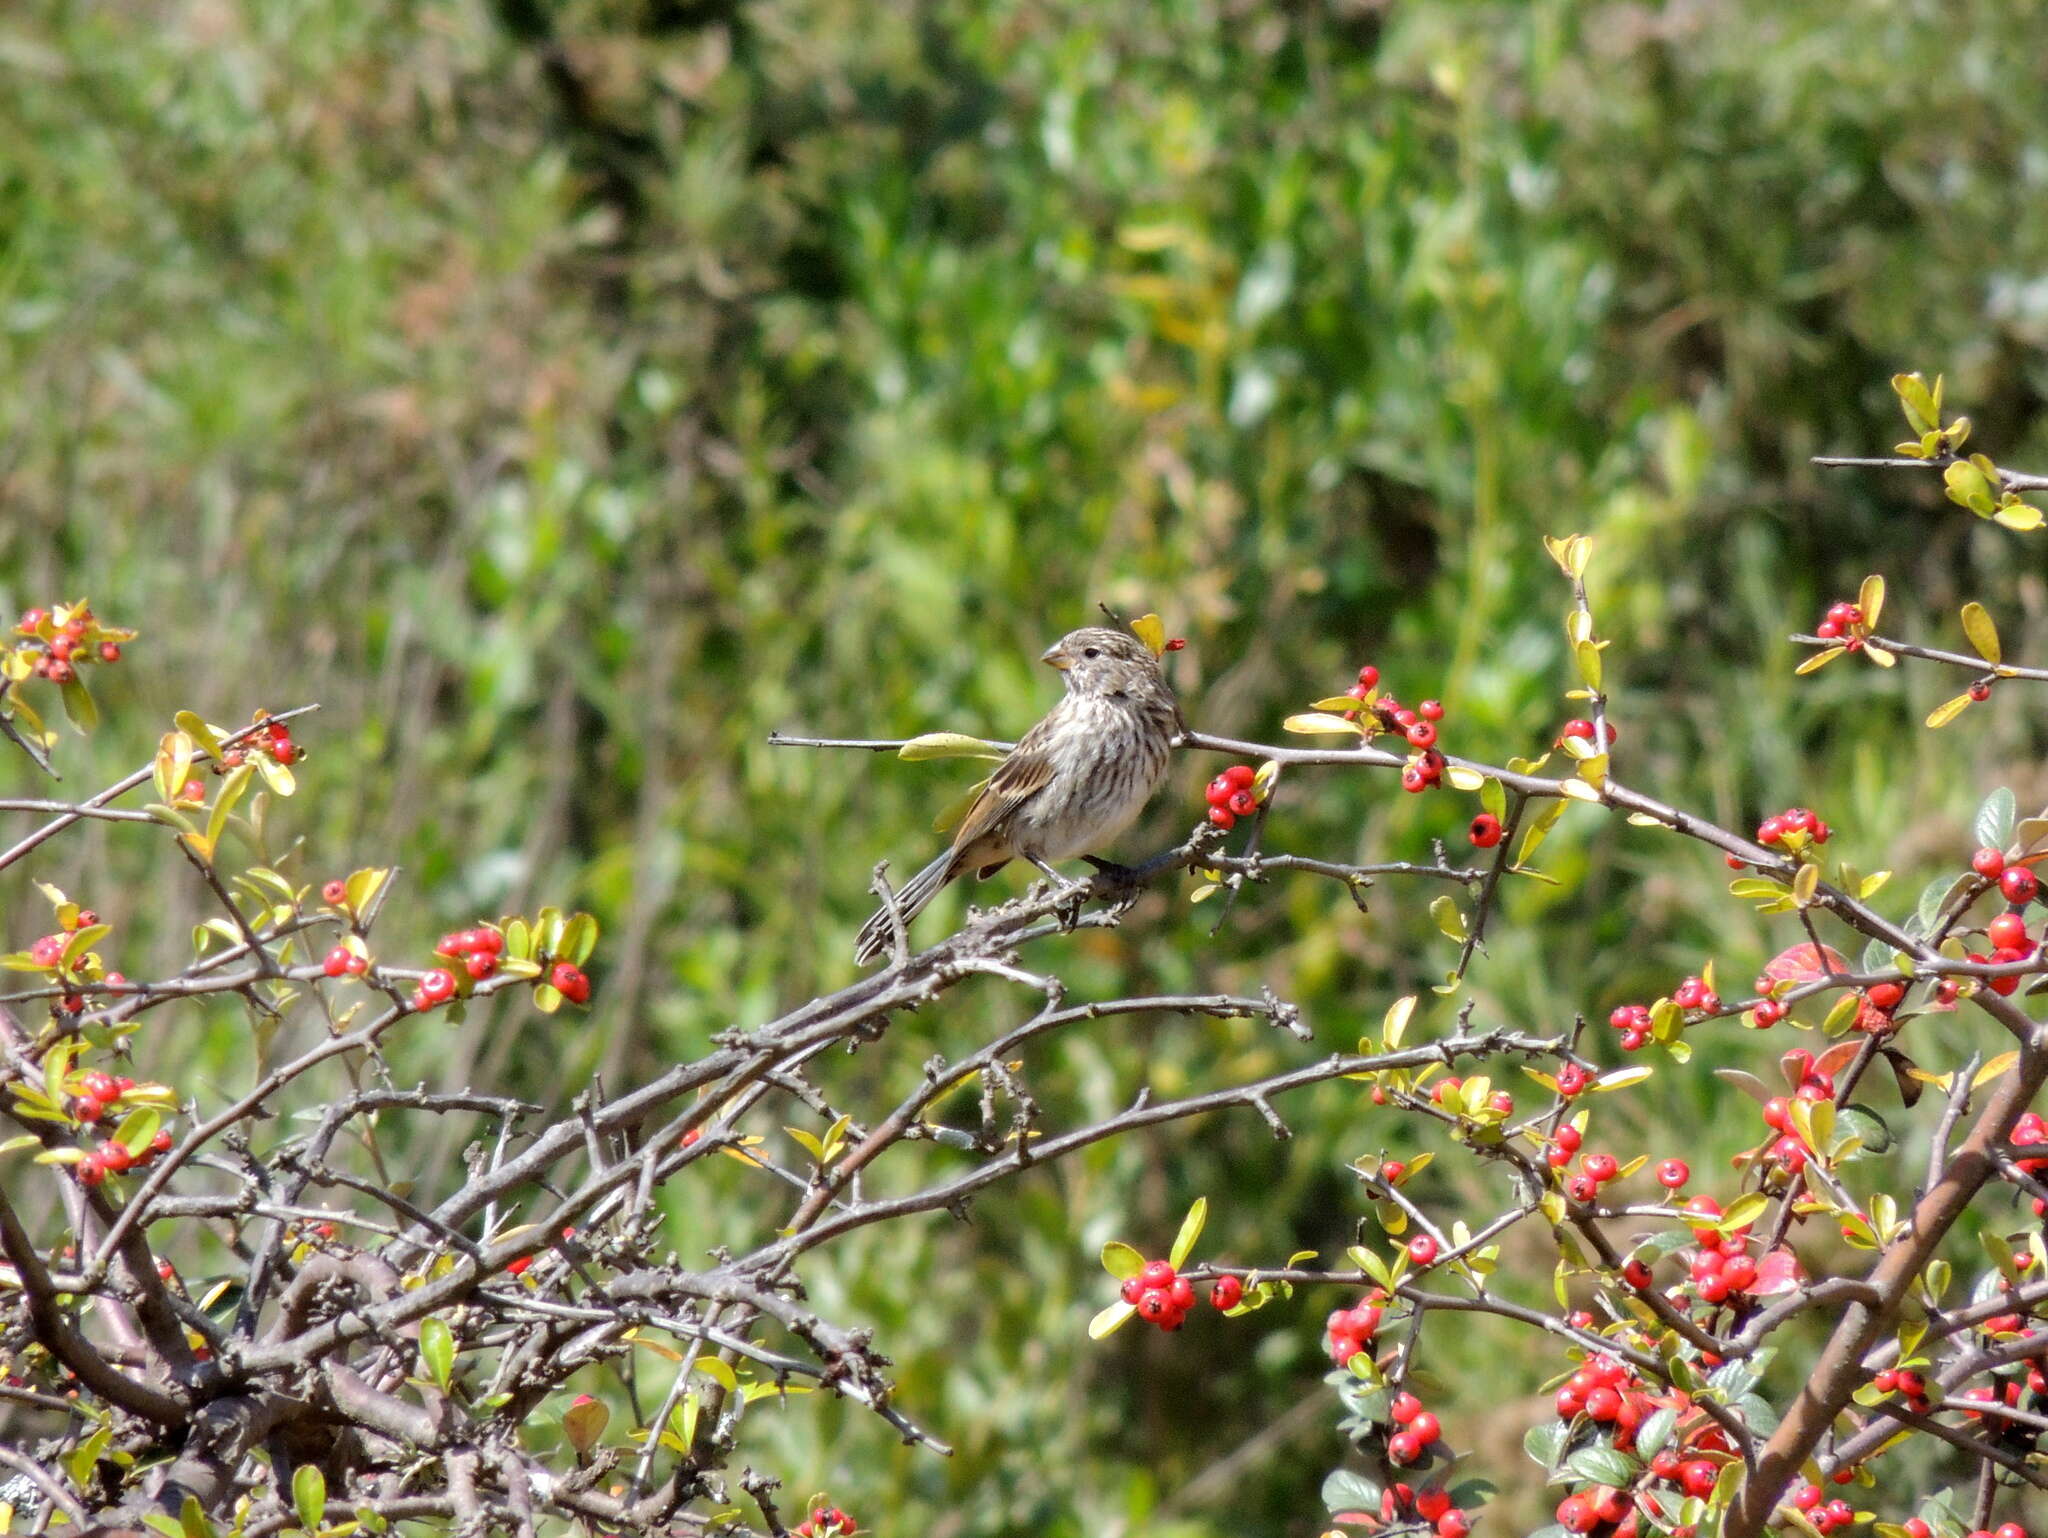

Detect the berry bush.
xmin=7 ymin=379 xmax=2048 ymax=1538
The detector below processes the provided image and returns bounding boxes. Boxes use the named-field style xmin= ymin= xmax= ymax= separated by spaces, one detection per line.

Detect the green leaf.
xmin=418 ymin=1316 xmax=454 ymax=1388
xmin=174 ymin=711 xmax=227 ymax=760
xmin=559 ymin=912 xmax=599 ymax=966
xmin=1430 ymin=895 xmax=1467 ymax=942
xmin=1168 ymin=1196 xmax=1208 ymax=1269
xmin=113 ymin=1107 xmax=160 ymax=1160
xmin=1976 ymin=787 xmax=2016 ymax=852
xmin=1480 ymin=777 xmax=1507 ymax=821
xmin=1564 ymin=1446 xmax=1642 ymax=1487
xmin=206 ymin=762 xmax=255 ymax=853
xmin=294 ymin=1464 xmax=327 ymax=1532
xmin=180 ymin=1494 xmax=217 ymax=1538
xmin=1522 ymin=1417 xmax=1568 ymax=1470
xmin=59 ymin=674 xmax=98 ymax=731
xmin=1321 ymin=1470 xmax=1383 ymax=1514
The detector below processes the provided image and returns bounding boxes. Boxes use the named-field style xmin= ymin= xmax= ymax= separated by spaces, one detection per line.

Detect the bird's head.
xmin=1041 ymin=627 xmax=1163 ymax=697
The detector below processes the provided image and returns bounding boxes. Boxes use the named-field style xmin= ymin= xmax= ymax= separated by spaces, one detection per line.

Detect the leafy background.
xmin=6 ymin=0 xmax=2048 ymax=1530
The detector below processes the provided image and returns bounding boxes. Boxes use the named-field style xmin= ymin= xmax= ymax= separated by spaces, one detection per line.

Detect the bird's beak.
xmin=1041 ymin=643 xmax=1072 ymax=671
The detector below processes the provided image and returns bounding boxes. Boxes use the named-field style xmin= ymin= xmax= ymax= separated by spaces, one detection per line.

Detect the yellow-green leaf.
xmin=1129 ymin=613 xmax=1168 ymax=656
xmin=1796 ymin=646 xmax=1844 ymax=674
xmin=1926 ymin=694 xmax=1974 ymax=730
xmin=1383 ymin=994 xmax=1417 ymax=1049
xmin=899 ymin=732 xmax=1008 ymax=762
xmin=1282 ymin=712 xmax=1364 ymax=735
xmin=1169 ymin=1197 xmax=1208 ymax=1268
xmin=294 ymin=1465 xmax=326 ymax=1532
xmin=1430 ymin=895 xmax=1467 ymax=942
xmin=1961 ymin=601 xmax=2002 ymax=663
xmin=1089 ymin=1300 xmax=1135 ymax=1339
xmin=1102 ymin=1241 xmax=1144 ymax=1280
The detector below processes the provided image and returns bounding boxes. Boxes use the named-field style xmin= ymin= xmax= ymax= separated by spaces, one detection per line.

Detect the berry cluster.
xmin=218 ymin=715 xmax=303 ymax=769
xmin=792 ymin=1508 xmax=856 ymax=1537
xmin=1324 ymin=1295 xmax=1384 ymax=1365
xmin=11 ymin=602 xmax=133 ymax=685
xmin=1754 ymin=805 xmax=1831 ymax=849
xmin=1383 ymin=1389 xmax=1444 ymax=1466
xmin=1812 ymin=599 xmax=1867 ymax=646
xmin=1965 ymin=849 xmax=2041 ymax=996
xmin=1337 ymin=666 xmax=1450 ymax=793
xmin=438 ymin=926 xmax=507 ymax=981
xmin=1118 ymin=1258 xmax=1235 ymax=1330
xmin=76 ymin=1125 xmax=176 ymax=1188
xmin=1202 ymin=763 xmax=1262 ymax=830
xmin=1786 ymin=1482 xmax=1858 ymax=1534
xmin=1354 ymin=1479 xmax=1471 ymax=1538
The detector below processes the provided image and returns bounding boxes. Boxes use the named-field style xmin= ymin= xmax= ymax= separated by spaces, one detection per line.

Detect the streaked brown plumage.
xmin=854 ymin=627 xmax=1182 ymax=965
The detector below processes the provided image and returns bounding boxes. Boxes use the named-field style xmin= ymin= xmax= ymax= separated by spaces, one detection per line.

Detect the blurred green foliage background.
xmin=7 ymin=0 xmax=2048 ymax=1530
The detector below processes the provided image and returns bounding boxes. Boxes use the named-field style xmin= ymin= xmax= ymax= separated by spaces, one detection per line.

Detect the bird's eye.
xmin=1083 ymin=647 xmax=1099 ymax=659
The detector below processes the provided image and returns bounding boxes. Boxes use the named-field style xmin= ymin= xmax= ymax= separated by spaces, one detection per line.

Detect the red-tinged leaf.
xmin=1762 ymin=943 xmax=1848 ymax=985
xmin=1813 ymin=1042 xmax=1863 ymax=1080
xmin=1753 ymin=1247 xmax=1803 ymax=1296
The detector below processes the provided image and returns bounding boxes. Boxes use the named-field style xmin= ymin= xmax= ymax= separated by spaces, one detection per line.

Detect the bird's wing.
xmin=948 ymin=716 xmax=1059 ymax=857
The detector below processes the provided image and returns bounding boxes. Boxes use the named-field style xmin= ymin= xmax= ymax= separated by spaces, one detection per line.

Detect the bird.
xmin=853 ymin=626 xmax=1183 ymax=965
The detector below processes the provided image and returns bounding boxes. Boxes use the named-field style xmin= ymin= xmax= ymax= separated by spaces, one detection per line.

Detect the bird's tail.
xmin=853 ymin=850 xmax=957 ymax=965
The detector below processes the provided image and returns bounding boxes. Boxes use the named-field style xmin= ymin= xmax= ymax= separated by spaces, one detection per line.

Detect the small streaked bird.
xmin=853 ymin=626 xmax=1183 ymax=965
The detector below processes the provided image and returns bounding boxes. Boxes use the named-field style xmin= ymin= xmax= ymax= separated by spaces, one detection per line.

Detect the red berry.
xmin=1975 ymin=847 xmax=2008 ymax=877
xmin=1995 ymin=1525 xmax=2026 ymax=1538
xmin=2003 ymin=867 xmax=2040 ymax=904
xmin=506 ymin=1255 xmax=533 ymax=1276
xmin=76 ymin=1153 xmax=106 ymax=1187
xmin=1679 ymin=1459 xmax=1718 ymax=1496
xmin=97 ymin=1139 xmax=134 ymax=1174
xmin=1989 ymin=911 xmax=2030 ymax=950
xmin=1210 ymin=1275 xmax=1243 ymax=1310
xmin=1405 ymin=720 xmax=1437 ymax=749
xmin=417 ymin=968 xmax=457 ymax=1006
xmin=1137 ymin=1290 xmax=1171 ymax=1323
xmin=1140 ymin=1260 xmax=1175 ymax=1290
xmin=73 ymin=1095 xmax=104 ymax=1124
xmin=15 ymin=608 xmax=45 ymax=634
xmin=1585 ymin=1386 xmax=1621 ymax=1421
xmin=149 ymin=1130 xmax=173 ymax=1157
xmin=1468 ymin=813 xmax=1503 ymax=848
xmin=1557 ymin=1495 xmax=1597 ymax=1534
xmin=1904 ymin=1522 xmax=1932 ymax=1538
xmin=1407 ymin=1235 xmax=1439 ymax=1267
xmin=1224 ymin=764 xmax=1255 ymax=788
xmin=1751 ymin=997 xmax=1785 ymax=1026
xmin=1120 ymin=1276 xmax=1144 ymax=1305
xmin=1971 ymin=680 xmax=1994 ymax=702
xmin=1408 ymin=1411 xmax=1440 ymax=1444
xmin=550 ymin=963 xmax=591 ymax=1003
xmin=1567 ymin=1174 xmax=1599 ymax=1203
xmin=1556 ymin=1064 xmax=1590 ymax=1096
xmin=1207 ymin=806 xmax=1236 ymax=828
xmin=1400 ymin=765 xmax=1428 ymax=793
xmin=1435 ymin=1514 xmax=1469 ymax=1538
xmin=1387 ymin=1431 xmax=1421 ymax=1465
xmin=1206 ymin=776 xmax=1234 ymax=805
xmin=1656 ymin=1158 xmax=1689 ymax=1188
xmin=1390 ymin=1390 xmax=1422 ymax=1424
xmin=1226 ymin=789 xmax=1258 ymax=817
xmin=1554 ymin=1124 xmax=1582 ymax=1154
xmin=78 ymin=1071 xmax=118 ymax=1101
xmin=1356 ymin=666 xmax=1379 ymax=689
xmin=1582 ymin=1153 xmax=1618 ymax=1183
xmin=324 ymin=946 xmax=352 ymax=977
xmin=1554 ymin=1385 xmax=1585 ymax=1418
